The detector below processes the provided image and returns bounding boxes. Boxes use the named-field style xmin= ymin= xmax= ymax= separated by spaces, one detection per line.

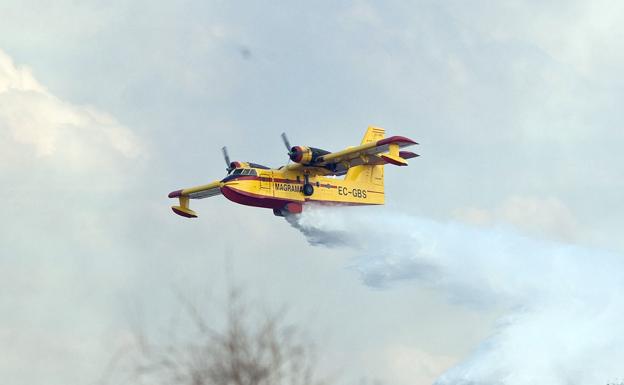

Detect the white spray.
xmin=287 ymin=205 xmax=624 ymax=385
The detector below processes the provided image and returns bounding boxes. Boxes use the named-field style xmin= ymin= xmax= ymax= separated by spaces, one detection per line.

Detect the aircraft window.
xmin=233 ymin=169 xmax=243 ymax=175
xmin=249 ymin=169 xmax=257 ymax=176
xmin=241 ymin=169 xmax=251 ymax=175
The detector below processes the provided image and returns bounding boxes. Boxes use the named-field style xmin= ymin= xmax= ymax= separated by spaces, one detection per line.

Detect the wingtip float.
xmin=168 ymin=126 xmax=419 ymax=218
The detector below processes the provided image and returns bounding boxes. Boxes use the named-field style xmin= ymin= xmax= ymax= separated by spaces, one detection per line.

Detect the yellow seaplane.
xmin=168 ymin=126 xmax=418 ymax=217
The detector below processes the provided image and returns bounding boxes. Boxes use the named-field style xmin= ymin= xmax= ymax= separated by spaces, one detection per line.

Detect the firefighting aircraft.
xmin=168 ymin=126 xmax=418 ymax=217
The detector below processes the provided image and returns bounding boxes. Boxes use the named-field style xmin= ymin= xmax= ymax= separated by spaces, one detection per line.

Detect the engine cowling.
xmin=288 ymin=146 xmax=330 ymax=165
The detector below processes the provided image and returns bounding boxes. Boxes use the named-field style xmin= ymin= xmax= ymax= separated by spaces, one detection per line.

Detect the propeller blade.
xmin=281 ymin=132 xmax=292 ymax=151
xmin=222 ymin=146 xmax=231 ymax=170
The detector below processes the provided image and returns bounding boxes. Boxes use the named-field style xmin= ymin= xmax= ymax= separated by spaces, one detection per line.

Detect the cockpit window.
xmin=242 ymin=169 xmax=258 ymax=176
xmin=228 ymin=168 xmax=258 ymax=177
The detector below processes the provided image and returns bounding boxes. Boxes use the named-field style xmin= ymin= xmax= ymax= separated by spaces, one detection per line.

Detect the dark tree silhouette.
xmin=106 ymin=288 xmax=326 ymax=385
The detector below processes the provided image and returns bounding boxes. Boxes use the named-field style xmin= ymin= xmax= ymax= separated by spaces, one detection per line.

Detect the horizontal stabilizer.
xmin=380 ymin=153 xmax=408 ymax=166
xmin=399 ymin=151 xmax=419 ymax=159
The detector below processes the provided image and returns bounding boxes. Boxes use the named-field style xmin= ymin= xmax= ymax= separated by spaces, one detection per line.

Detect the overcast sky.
xmin=2 ymin=1 xmax=624 ymax=384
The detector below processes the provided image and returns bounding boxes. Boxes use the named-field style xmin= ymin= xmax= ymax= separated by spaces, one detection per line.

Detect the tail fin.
xmin=344 ymin=126 xmax=385 ymax=188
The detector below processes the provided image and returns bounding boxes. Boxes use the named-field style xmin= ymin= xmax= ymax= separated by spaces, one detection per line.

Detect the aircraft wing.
xmin=330 ymin=150 xmax=420 ymax=175
xmin=168 ymin=180 xmax=223 ymax=217
xmin=286 ymin=136 xmax=418 ymax=174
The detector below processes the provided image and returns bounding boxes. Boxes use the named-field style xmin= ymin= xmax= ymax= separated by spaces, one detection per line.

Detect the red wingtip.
xmin=168 ymin=189 xmax=183 ymax=198
xmin=377 ymin=136 xmax=418 ymax=146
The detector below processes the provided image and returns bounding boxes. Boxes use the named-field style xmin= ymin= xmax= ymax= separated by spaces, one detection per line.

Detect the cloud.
xmin=379 ymin=346 xmax=456 ymax=385
xmin=0 ymin=49 xmax=143 ymax=178
xmin=454 ymin=195 xmax=582 ymax=242
xmin=0 ymin=48 xmax=146 ymax=385
xmin=3 ymin=1 xmax=624 ymax=384
xmin=446 ymin=1 xmax=624 ymax=84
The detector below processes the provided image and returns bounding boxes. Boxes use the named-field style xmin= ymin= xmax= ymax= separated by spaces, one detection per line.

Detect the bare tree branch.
xmin=114 ymin=286 xmax=326 ymax=385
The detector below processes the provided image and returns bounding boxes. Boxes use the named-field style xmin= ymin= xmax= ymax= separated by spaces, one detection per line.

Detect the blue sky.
xmin=2 ymin=1 xmax=624 ymax=384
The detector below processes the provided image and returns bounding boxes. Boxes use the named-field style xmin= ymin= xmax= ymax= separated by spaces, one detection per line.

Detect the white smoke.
xmin=287 ymin=205 xmax=624 ymax=385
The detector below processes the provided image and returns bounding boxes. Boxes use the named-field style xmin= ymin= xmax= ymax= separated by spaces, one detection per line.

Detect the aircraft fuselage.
xmin=219 ymin=167 xmax=384 ymax=215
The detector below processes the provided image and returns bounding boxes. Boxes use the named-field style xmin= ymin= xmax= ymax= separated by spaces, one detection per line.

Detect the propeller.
xmin=281 ymin=132 xmax=293 ymax=154
xmin=222 ymin=146 xmax=233 ymax=172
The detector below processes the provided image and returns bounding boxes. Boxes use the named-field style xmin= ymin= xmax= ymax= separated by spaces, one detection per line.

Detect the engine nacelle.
xmin=289 ymin=146 xmax=330 ymax=165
